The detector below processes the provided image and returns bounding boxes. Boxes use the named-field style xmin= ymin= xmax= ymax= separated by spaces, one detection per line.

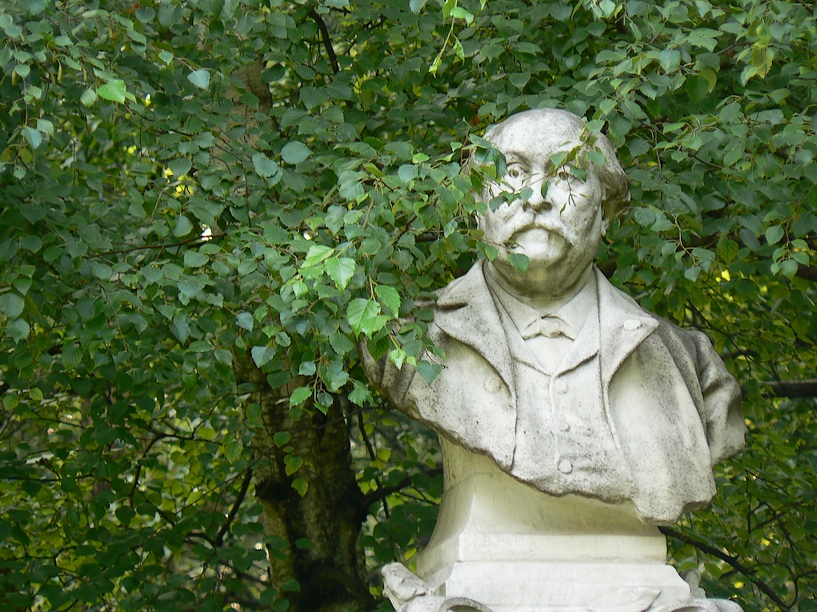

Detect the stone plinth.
xmin=416 ymin=439 xmax=692 ymax=611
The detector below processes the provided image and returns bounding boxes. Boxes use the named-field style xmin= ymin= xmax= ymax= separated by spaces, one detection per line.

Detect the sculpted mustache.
xmin=508 ymin=222 xmax=575 ymax=245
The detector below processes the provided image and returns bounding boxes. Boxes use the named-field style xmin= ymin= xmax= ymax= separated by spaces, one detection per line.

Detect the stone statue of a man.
xmin=364 ymin=109 xmax=746 ymax=611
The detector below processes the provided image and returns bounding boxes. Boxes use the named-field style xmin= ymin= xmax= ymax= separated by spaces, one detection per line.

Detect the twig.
xmin=362 ymin=467 xmax=442 ymax=507
xmin=89 ymin=234 xmax=221 ymax=258
xmin=128 ymin=433 xmax=167 ymax=503
xmin=214 ymin=468 xmax=254 ymax=548
xmin=659 ymin=526 xmax=790 ymax=610
xmin=357 ymin=411 xmax=390 ymax=518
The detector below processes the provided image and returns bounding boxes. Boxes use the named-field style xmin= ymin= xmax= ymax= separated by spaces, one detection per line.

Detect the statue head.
xmin=475 ymin=109 xmax=630 ymax=301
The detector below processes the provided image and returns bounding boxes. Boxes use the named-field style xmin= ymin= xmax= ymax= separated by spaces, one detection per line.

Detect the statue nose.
xmin=524 ymin=175 xmax=551 ymax=211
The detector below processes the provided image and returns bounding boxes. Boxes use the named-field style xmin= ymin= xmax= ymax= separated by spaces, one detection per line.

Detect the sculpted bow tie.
xmin=520 ymin=315 xmax=575 ymax=340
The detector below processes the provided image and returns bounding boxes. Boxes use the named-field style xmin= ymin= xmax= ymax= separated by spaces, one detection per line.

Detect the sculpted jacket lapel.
xmin=595 ymin=268 xmax=659 ymax=388
xmin=432 ymin=264 xmax=658 ymax=394
xmin=434 ymin=261 xmax=515 ymax=392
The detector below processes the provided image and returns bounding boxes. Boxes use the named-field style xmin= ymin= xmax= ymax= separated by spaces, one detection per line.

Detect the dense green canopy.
xmin=1 ymin=0 xmax=815 ymax=610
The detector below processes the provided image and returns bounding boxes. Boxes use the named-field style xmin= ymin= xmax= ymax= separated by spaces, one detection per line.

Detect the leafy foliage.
xmin=0 ymin=0 xmax=815 ymax=610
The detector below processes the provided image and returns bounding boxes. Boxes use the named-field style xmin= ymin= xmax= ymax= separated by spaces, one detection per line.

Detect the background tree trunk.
xmin=235 ymin=355 xmax=373 ymax=612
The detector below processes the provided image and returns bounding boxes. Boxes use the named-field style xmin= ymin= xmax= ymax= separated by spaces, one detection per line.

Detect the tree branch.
xmin=215 ymin=467 xmax=254 ymax=548
xmin=362 ymin=467 xmax=443 ymax=508
xmin=794 ymin=264 xmax=817 ymax=282
xmin=309 ymin=9 xmax=340 ymax=75
xmin=659 ymin=526 xmax=790 ymax=610
xmin=128 ymin=433 xmax=167 ymax=503
xmin=763 ymin=379 xmax=817 ymax=398
xmin=357 ymin=411 xmax=390 ymax=518
xmin=89 ymin=234 xmax=222 ymax=258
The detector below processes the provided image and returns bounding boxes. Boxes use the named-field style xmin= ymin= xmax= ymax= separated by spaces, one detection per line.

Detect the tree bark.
xmin=235 ymin=355 xmax=373 ymax=612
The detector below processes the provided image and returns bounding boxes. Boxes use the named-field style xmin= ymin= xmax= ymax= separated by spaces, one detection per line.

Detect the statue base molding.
xmin=381 ymin=442 xmax=741 ymax=612
xmin=424 ymin=559 xmax=691 ymax=611
xmin=385 ymin=561 xmax=741 ymax=612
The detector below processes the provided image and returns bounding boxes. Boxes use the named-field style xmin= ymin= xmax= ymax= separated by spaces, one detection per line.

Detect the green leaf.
xmin=295 ymin=537 xmax=314 ymax=549
xmin=684 ymin=266 xmax=702 ymax=282
xmin=298 ymin=361 xmax=316 ymax=376
xmin=251 ymin=346 xmax=276 ymax=368
xmin=685 ymin=75 xmax=713 ymax=104
xmin=223 ymin=439 xmax=242 ymax=462
xmin=273 ymin=431 xmax=291 ymax=446
xmin=173 ymin=215 xmax=194 ymax=237
xmin=36 ymin=119 xmax=53 ymax=136
xmin=236 ymin=312 xmax=254 ymax=331
xmin=21 ymin=127 xmax=42 ymax=150
xmin=348 ymin=383 xmax=370 ymax=406
xmin=765 ymin=225 xmax=784 ymax=245
xmin=289 ymin=386 xmax=311 ymax=406
xmin=184 ymin=251 xmax=208 ymax=268
xmin=324 ymin=257 xmax=356 ymax=291
xmin=198 ymin=426 xmax=217 ymax=440
xmin=187 ymin=69 xmax=210 ymax=90
xmin=717 ymin=238 xmax=739 ymax=263
xmin=346 ymin=298 xmax=381 ymax=336
xmin=158 ymin=50 xmax=173 ymax=64
xmin=386 ymin=142 xmax=414 ymax=160
xmin=169 ymin=157 xmax=192 ymax=177
xmin=93 ymin=263 xmax=112 ymax=280
xmin=599 ymin=0 xmax=617 ymax=16
xmin=97 ymin=79 xmax=127 ymax=103
xmin=586 ymin=150 xmax=606 ymax=168
xmin=416 ymin=360 xmax=442 ymax=385
xmin=284 ymin=455 xmax=303 ymax=476
xmin=508 ymin=252 xmax=529 ymax=272
xmin=170 ymin=319 xmax=190 ymax=343
xmin=136 ymin=6 xmax=155 ymax=22
xmin=80 ymin=88 xmax=97 ymax=107
xmin=5 ymin=318 xmax=29 ymax=342
xmin=290 ymin=479 xmax=308 ymax=500
xmin=409 ymin=0 xmax=428 ymax=12
xmin=252 ymin=152 xmax=280 ymax=178
xmin=375 ymin=285 xmax=401 ymax=316
xmin=0 ymin=293 xmax=25 ymax=318
xmin=658 ymin=49 xmax=681 ymax=73
xmin=281 ymin=141 xmax=311 ymax=164
xmin=509 ymin=71 xmax=530 ymax=89
xmin=778 ymin=259 xmax=799 ymax=278
xmin=688 ymin=28 xmax=721 ymax=52
xmin=303 ymin=244 xmax=333 ymax=267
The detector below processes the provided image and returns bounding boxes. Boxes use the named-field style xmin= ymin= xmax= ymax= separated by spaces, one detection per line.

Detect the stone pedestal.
xmin=415 ymin=439 xmax=693 ymax=611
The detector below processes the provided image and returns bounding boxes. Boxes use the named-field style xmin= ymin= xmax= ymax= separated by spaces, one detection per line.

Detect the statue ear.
xmin=599 ymin=186 xmax=611 ymax=235
xmin=601 ymin=215 xmax=611 ymax=236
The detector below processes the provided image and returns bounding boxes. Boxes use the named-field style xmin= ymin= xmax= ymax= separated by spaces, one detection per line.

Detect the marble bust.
xmin=364 ymin=109 xmax=746 ymax=612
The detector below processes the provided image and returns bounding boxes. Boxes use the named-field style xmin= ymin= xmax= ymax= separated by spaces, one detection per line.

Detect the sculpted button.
xmin=623 ymin=319 xmax=641 ymax=331
xmin=557 ymin=459 xmax=573 ymax=474
xmin=553 ymin=379 xmax=568 ymax=394
xmin=484 ymin=376 xmax=502 ymax=393
xmin=558 ymin=421 xmax=570 ymax=432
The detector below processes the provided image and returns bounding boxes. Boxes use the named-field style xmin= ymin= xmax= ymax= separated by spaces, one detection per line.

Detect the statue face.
xmin=479 ymin=111 xmax=607 ymax=296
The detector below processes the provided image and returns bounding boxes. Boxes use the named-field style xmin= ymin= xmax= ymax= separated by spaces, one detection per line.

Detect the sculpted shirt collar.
xmin=433 ymin=260 xmax=659 ymax=394
xmin=483 ymin=262 xmax=596 ymax=341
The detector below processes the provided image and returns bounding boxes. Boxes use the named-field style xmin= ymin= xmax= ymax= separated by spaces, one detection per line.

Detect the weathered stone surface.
xmin=365 ymin=109 xmax=746 ymax=611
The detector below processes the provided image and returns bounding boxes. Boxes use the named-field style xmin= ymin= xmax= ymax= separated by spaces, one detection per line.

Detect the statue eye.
xmin=507 ymin=166 xmax=522 ymax=179
xmin=557 ymin=167 xmax=573 ymax=181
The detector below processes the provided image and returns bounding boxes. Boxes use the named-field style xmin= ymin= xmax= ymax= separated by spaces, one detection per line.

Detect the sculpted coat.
xmin=365 ymin=260 xmax=745 ymax=525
